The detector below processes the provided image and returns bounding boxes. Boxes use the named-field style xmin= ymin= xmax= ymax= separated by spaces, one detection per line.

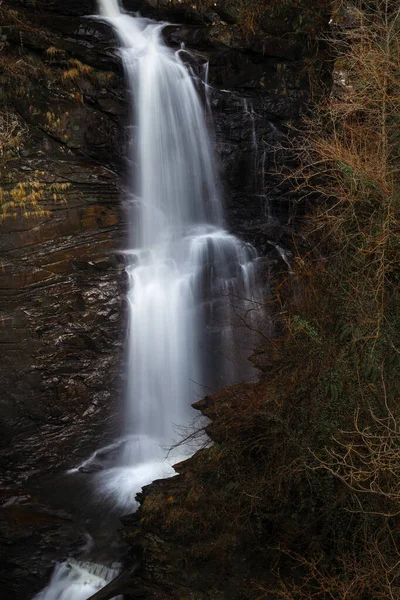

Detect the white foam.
xmin=33 ymin=561 xmax=122 ymax=600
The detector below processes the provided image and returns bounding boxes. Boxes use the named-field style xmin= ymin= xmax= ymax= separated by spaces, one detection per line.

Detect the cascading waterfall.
xmin=33 ymin=560 xmax=122 ymax=600
xmin=91 ymin=0 xmax=262 ymax=512
xmin=33 ymin=1 xmax=263 ymax=597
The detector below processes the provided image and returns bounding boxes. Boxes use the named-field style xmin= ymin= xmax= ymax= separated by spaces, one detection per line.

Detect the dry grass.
xmin=62 ymin=59 xmax=93 ymax=81
xmin=0 ymin=180 xmax=70 ymax=222
xmin=0 ymin=112 xmax=26 ymax=158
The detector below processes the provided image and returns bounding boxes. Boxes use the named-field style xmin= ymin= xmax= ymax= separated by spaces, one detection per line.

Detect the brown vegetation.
xmin=133 ymin=2 xmax=400 ymax=598
xmin=0 ymin=6 xmax=101 ymax=222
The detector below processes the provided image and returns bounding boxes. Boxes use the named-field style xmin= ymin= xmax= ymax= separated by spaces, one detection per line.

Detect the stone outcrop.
xmin=0 ymin=2 xmax=129 ymax=482
xmin=0 ymin=1 xmax=329 ymax=597
xmin=0 ymin=487 xmax=90 ymax=600
xmin=0 ymin=0 xmax=328 ymax=477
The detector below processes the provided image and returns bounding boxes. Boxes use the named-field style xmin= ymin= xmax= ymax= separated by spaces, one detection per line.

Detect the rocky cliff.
xmin=0 ymin=0 xmax=328 ymax=475
xmin=0 ymin=1 xmax=329 ymax=597
xmin=0 ymin=0 xmax=129 ymax=483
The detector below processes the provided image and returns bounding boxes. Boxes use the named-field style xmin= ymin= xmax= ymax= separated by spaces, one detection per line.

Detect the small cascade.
xmin=33 ymin=560 xmax=122 ymax=600
xmin=243 ymin=99 xmax=259 ymax=196
xmin=202 ymin=61 xmax=212 ymax=115
xmin=243 ymin=99 xmax=277 ymax=226
xmin=90 ymin=0 xmax=263 ymax=512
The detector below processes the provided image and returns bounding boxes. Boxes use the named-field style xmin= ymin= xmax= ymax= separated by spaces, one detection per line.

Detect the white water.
xmin=33 ymin=560 xmax=122 ymax=600
xmin=33 ymin=1 xmax=263 ymax=597
xmin=91 ymin=0 xmax=262 ymax=513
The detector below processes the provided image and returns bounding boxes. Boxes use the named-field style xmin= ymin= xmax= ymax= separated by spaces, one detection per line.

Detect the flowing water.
xmin=91 ymin=0 xmax=262 ymax=512
xmin=33 ymin=0 xmax=263 ymax=596
xmin=33 ymin=561 xmax=122 ymax=600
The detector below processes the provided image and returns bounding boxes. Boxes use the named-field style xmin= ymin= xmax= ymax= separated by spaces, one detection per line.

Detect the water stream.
xmin=33 ymin=0 xmax=263 ymax=597
xmin=91 ymin=0 xmax=261 ymax=513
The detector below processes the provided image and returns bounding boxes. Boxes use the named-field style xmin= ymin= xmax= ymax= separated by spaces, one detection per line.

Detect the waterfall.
xmin=91 ymin=0 xmax=262 ymax=511
xmin=32 ymin=2 xmax=263 ymax=598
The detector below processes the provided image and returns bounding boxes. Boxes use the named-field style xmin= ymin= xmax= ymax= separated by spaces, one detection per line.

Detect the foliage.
xmin=195 ymin=0 xmax=330 ymax=36
xmin=267 ymin=1 xmax=400 ymax=595
xmin=0 ymin=177 xmax=70 ymax=222
xmin=0 ymin=6 xmax=107 ymax=222
xmin=136 ymin=2 xmax=400 ymax=598
xmin=62 ymin=58 xmax=93 ymax=81
xmin=0 ymin=111 xmax=26 ymax=159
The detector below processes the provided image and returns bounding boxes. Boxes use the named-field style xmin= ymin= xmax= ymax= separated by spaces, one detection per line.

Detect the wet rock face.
xmin=162 ymin=11 xmax=326 ymax=254
xmin=0 ymin=488 xmax=89 ymax=600
xmin=0 ymin=0 xmax=326 ymax=478
xmin=0 ymin=1 xmax=328 ymax=597
xmin=0 ymin=3 xmax=129 ymax=480
xmin=0 ymin=168 xmax=127 ymax=480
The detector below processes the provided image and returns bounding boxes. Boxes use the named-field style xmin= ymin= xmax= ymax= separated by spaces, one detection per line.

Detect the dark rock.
xmin=78 ymin=463 xmax=104 ymax=473
xmin=0 ymin=3 xmax=128 ymax=481
xmin=0 ymin=490 xmax=89 ymax=600
xmin=0 ymin=0 xmax=327 ymax=477
xmin=0 ymin=0 xmax=330 ymax=597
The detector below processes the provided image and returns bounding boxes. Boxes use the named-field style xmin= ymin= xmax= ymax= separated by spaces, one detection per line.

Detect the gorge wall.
xmin=0 ymin=1 xmax=329 ymax=597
